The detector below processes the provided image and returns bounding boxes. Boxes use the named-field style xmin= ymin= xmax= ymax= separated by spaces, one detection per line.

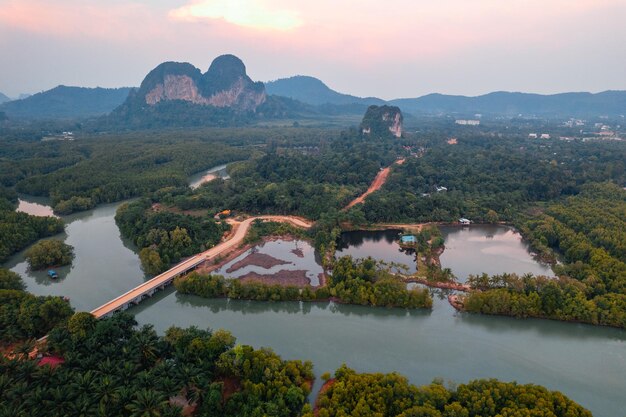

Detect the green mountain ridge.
xmin=266 ymin=75 xmax=384 ymax=106
xmin=0 ymin=86 xmax=133 ymax=119
xmin=268 ymin=75 xmax=626 ymax=117
xmin=3 ymin=62 xmax=625 ymax=122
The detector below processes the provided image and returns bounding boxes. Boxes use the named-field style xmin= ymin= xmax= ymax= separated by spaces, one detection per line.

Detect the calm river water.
xmin=188 ymin=163 xmax=230 ymax=189
xmin=6 ymin=198 xmax=625 ymax=417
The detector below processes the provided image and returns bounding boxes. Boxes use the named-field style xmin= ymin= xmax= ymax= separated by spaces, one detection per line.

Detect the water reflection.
xmin=439 ymin=225 xmax=553 ymax=282
xmin=16 ymin=195 xmax=58 ymax=217
xmin=166 ymin=293 xmax=433 ymax=319
xmin=336 ymin=230 xmax=417 ymax=273
xmin=5 ymin=199 xmax=146 ymax=312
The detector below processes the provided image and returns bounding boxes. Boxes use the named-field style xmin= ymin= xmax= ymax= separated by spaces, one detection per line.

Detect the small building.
xmin=540 ymin=134 xmax=551 ymax=139
xmin=528 ymin=133 xmax=538 ymax=139
xmin=436 ymin=186 xmax=447 ymax=192
xmin=459 ymin=218 xmax=471 ymax=225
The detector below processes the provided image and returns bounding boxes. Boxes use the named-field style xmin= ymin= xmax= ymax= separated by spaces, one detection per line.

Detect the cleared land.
xmin=344 ymin=158 xmax=404 ymax=210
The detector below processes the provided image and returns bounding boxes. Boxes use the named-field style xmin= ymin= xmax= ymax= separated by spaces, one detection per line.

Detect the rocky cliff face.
xmin=139 ymin=55 xmax=266 ymax=112
xmin=361 ymin=105 xmax=403 ymax=138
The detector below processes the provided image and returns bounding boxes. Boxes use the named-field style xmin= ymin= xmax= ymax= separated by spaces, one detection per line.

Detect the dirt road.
xmin=344 ymin=158 xmax=404 ymax=210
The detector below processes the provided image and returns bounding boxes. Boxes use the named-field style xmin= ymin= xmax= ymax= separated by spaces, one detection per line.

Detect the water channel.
xmin=188 ymin=163 xmax=230 ymax=189
xmin=6 ymin=197 xmax=625 ymax=417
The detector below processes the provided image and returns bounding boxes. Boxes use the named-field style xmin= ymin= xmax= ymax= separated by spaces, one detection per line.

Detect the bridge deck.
xmin=90 ymin=216 xmax=312 ymax=318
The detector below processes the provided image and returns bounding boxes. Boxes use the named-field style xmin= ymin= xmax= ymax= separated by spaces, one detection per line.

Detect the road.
xmin=344 ymin=158 xmax=405 ymax=210
xmin=90 ymin=215 xmax=312 ymax=318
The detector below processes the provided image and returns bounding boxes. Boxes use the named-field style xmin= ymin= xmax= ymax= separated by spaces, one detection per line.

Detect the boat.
xmin=47 ymin=270 xmax=58 ymax=279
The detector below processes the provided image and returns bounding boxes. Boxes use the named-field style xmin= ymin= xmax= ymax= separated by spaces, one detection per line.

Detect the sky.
xmin=0 ymin=0 xmax=625 ymax=99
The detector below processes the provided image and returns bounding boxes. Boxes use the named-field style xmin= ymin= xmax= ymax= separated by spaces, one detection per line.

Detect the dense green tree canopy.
xmin=308 ymin=365 xmax=591 ymax=417
xmin=24 ymin=239 xmax=74 ymax=270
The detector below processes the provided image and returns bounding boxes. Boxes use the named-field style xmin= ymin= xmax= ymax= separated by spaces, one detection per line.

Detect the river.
xmin=188 ymin=163 xmax=230 ymax=189
xmin=5 ymin=198 xmax=625 ymax=417
xmin=7 ymin=199 xmax=146 ymax=312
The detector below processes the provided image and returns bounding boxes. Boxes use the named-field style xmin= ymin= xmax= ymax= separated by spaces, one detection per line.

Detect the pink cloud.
xmin=0 ymin=0 xmax=162 ymax=41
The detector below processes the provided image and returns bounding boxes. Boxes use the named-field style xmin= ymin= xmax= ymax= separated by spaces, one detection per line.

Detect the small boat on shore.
xmin=47 ymin=270 xmax=58 ymax=279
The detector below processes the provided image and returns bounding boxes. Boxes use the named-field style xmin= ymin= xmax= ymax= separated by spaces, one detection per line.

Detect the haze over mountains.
xmin=1 ymin=54 xmax=624 ymax=122
xmin=0 ymin=86 xmax=132 ymax=119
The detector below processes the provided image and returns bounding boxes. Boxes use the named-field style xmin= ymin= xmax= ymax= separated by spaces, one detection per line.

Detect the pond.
xmin=439 ymin=225 xmax=554 ymax=282
xmin=188 ymin=163 xmax=230 ymax=189
xmin=4 ymin=203 xmax=625 ymax=417
xmin=336 ymin=229 xmax=417 ymax=273
xmin=213 ymin=239 xmax=324 ymax=287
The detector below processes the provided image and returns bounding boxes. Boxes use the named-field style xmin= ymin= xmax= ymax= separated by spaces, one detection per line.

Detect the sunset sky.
xmin=0 ymin=0 xmax=625 ymax=99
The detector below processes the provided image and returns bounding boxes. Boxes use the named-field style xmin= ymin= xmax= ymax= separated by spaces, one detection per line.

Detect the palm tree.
xmin=131 ymin=326 xmax=160 ymax=366
xmin=126 ymin=389 xmax=169 ymax=417
xmin=42 ymin=386 xmax=74 ymax=416
xmin=70 ymin=370 xmax=98 ymax=396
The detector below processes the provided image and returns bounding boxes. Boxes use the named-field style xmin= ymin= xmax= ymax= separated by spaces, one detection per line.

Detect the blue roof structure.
xmin=400 ymin=235 xmax=416 ymax=244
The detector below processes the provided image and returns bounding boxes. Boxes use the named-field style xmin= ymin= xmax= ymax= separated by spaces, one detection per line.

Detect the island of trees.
xmin=24 ymin=239 xmax=74 ymax=270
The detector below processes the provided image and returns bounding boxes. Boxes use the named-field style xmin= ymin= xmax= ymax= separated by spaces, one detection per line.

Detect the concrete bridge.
xmin=90 ymin=216 xmax=312 ymax=318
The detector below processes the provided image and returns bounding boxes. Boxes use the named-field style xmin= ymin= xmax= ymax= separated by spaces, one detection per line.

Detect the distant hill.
xmin=265 ymin=76 xmax=384 ymax=106
xmin=0 ymin=86 xmax=132 ymax=119
xmin=0 ymin=92 xmax=10 ymax=104
xmin=267 ymin=76 xmax=626 ymax=117
xmin=390 ymin=91 xmax=626 ymax=117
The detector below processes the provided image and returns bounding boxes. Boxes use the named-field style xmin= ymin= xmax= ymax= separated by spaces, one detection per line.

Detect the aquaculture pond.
xmin=438 ymin=224 xmax=554 ymax=282
xmin=213 ymin=239 xmax=324 ymax=287
xmin=335 ymin=229 xmax=417 ymax=273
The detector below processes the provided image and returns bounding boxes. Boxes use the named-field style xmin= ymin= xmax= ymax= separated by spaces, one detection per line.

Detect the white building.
xmin=540 ymin=134 xmax=551 ymax=139
xmin=528 ymin=133 xmax=538 ymax=139
xmin=455 ymin=119 xmax=480 ymax=126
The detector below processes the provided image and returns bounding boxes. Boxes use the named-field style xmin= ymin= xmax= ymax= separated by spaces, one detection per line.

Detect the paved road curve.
xmin=90 ymin=216 xmax=312 ymax=318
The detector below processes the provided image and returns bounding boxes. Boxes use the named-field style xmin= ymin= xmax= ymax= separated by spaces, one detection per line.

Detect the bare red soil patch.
xmin=217 ymin=376 xmax=242 ymax=402
xmin=344 ymin=159 xmax=405 ymax=210
xmin=314 ymin=379 xmax=336 ymax=416
xmin=226 ymin=252 xmax=291 ymax=273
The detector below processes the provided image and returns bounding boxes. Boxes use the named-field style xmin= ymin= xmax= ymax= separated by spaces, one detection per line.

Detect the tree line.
xmin=309 ymin=365 xmax=591 ymax=417
xmin=462 ymin=272 xmax=626 ymax=328
xmin=0 ymin=268 xmax=73 ymax=342
xmin=174 ymin=256 xmax=432 ymax=309
xmin=0 ymin=187 xmax=64 ymax=263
